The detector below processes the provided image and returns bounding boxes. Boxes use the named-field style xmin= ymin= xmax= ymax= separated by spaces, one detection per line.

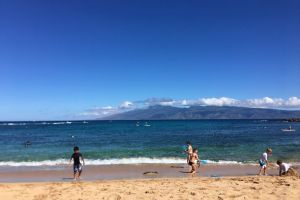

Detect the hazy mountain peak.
xmin=100 ymin=106 xmax=300 ymax=120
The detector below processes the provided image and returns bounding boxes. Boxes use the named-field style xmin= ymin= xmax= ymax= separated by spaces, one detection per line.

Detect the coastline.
xmin=0 ymin=163 xmax=299 ymax=183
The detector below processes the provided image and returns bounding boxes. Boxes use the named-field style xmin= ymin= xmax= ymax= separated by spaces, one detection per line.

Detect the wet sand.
xmin=0 ymin=163 xmax=299 ymax=182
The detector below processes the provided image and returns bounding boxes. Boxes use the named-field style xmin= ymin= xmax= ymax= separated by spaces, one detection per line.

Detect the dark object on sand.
xmin=170 ymin=165 xmax=184 ymax=168
xmin=143 ymin=171 xmax=159 ymax=175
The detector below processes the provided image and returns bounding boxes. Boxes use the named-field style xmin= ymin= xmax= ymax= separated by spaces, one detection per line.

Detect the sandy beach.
xmin=0 ymin=164 xmax=299 ymax=199
xmin=0 ymin=176 xmax=299 ymax=200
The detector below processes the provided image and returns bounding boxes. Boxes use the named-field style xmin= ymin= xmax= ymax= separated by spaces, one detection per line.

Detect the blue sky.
xmin=0 ymin=0 xmax=300 ymax=120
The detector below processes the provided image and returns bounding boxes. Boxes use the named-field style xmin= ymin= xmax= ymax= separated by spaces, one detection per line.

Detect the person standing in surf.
xmin=185 ymin=141 xmax=193 ymax=165
xmin=69 ymin=146 xmax=85 ymax=180
xmin=258 ymin=148 xmax=272 ymax=176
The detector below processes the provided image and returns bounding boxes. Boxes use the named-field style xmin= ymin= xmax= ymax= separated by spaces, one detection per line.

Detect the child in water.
xmin=258 ymin=148 xmax=272 ymax=176
xmin=69 ymin=146 xmax=85 ymax=180
xmin=189 ymin=148 xmax=200 ymax=176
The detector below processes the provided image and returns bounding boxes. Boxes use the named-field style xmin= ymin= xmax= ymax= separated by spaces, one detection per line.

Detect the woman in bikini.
xmin=189 ymin=148 xmax=199 ymax=176
xmin=185 ymin=141 xmax=193 ymax=164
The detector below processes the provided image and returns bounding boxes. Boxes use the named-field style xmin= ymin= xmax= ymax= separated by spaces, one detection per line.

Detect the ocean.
xmin=0 ymin=120 xmax=299 ymax=166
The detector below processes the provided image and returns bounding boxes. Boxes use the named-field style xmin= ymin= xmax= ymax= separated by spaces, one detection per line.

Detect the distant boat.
xmin=281 ymin=126 xmax=296 ymax=132
xmin=83 ymin=121 xmax=88 ymax=124
xmin=136 ymin=122 xmax=140 ymax=127
xmin=144 ymin=122 xmax=151 ymax=127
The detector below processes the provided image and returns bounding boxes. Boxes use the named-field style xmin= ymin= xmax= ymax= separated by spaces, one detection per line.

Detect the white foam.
xmin=0 ymin=159 xmax=68 ymax=167
xmin=0 ymin=158 xmax=245 ymax=167
xmin=0 ymin=121 xmax=88 ymax=126
xmin=0 ymin=121 xmax=76 ymax=126
xmin=52 ymin=121 xmax=72 ymax=125
xmin=52 ymin=122 xmax=65 ymax=125
xmin=0 ymin=122 xmax=27 ymax=126
xmin=203 ymin=160 xmax=241 ymax=164
xmin=85 ymin=157 xmax=186 ymax=165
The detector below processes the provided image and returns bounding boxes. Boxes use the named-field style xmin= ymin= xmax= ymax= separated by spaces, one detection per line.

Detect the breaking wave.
xmin=0 ymin=121 xmax=88 ymax=126
xmin=0 ymin=157 xmax=242 ymax=167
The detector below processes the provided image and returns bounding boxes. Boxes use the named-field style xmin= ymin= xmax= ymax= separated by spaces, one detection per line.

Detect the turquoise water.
xmin=0 ymin=120 xmax=299 ymax=165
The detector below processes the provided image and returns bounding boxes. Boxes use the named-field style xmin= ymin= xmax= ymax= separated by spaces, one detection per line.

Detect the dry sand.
xmin=0 ymin=176 xmax=299 ymax=200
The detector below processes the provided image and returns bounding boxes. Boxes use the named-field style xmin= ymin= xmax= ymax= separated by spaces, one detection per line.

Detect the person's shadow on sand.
xmin=62 ymin=178 xmax=75 ymax=180
xmin=179 ymin=171 xmax=191 ymax=174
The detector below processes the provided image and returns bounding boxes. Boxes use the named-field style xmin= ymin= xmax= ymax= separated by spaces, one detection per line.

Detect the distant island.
xmin=99 ymin=105 xmax=300 ymax=120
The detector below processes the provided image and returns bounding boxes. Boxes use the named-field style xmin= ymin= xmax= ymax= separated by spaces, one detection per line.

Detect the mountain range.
xmin=100 ymin=105 xmax=300 ymax=120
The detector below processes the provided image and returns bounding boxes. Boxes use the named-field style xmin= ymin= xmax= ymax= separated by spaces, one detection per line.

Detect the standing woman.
xmin=189 ymin=148 xmax=200 ymax=176
xmin=185 ymin=141 xmax=193 ymax=165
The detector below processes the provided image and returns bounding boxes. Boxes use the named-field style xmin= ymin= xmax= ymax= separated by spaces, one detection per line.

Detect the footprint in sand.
xmin=106 ymin=194 xmax=122 ymax=200
xmin=190 ymin=192 xmax=196 ymax=196
xmin=145 ymin=190 xmax=155 ymax=194
xmin=33 ymin=194 xmax=48 ymax=200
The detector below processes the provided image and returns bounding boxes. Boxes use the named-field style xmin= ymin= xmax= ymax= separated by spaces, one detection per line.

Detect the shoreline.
xmin=1 ymin=163 xmax=299 ymax=183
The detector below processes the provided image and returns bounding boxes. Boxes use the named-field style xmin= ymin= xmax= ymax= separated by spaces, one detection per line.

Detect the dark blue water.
xmin=0 ymin=120 xmax=299 ymax=165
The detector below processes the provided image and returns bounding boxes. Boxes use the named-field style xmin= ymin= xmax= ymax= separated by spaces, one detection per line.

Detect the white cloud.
xmin=78 ymin=106 xmax=119 ymax=118
xmin=78 ymin=101 xmax=135 ymax=118
xmin=285 ymin=97 xmax=300 ymax=107
xmin=178 ymin=99 xmax=198 ymax=106
xmin=176 ymin=97 xmax=300 ymax=109
xmin=198 ymin=97 xmax=239 ymax=106
xmin=181 ymin=99 xmax=188 ymax=106
xmin=119 ymin=101 xmax=134 ymax=109
xmin=245 ymin=97 xmax=285 ymax=108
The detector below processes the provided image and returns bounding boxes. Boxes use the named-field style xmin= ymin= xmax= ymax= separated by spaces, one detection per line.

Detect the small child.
xmin=189 ymin=148 xmax=200 ymax=176
xmin=258 ymin=148 xmax=272 ymax=176
xmin=69 ymin=146 xmax=85 ymax=180
xmin=276 ymin=160 xmax=293 ymax=176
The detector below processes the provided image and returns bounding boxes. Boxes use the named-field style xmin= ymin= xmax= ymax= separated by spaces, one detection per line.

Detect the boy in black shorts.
xmin=69 ymin=146 xmax=85 ymax=180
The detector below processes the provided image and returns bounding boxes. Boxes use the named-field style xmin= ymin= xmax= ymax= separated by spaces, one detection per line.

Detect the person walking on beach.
xmin=258 ymin=148 xmax=272 ymax=176
xmin=69 ymin=146 xmax=85 ymax=180
xmin=189 ymin=148 xmax=200 ymax=176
